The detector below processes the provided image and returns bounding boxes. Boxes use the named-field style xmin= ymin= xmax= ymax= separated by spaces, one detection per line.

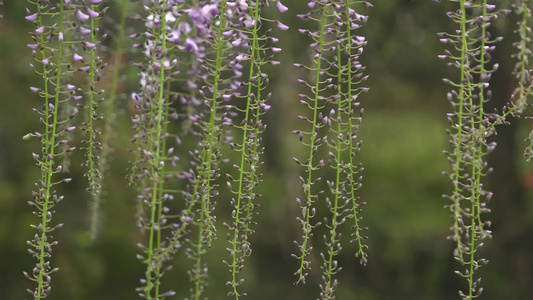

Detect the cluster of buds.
xmin=129 ymin=1 xmax=187 ymax=299
xmin=510 ymin=2 xmax=533 ymax=161
xmin=437 ymin=1 xmax=510 ymax=298
xmin=76 ymin=0 xmax=108 ymax=197
xmin=292 ymin=0 xmax=371 ymax=298
xmin=24 ymin=0 xmax=109 ymax=298
xmin=128 ymin=0 xmax=289 ymax=298
xmin=222 ymin=0 xmax=286 ymax=298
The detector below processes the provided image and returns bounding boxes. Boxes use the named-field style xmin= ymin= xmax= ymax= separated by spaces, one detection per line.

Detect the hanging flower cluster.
xmin=292 ymin=0 xmax=371 ymax=298
xmin=436 ymin=1 xmax=510 ymax=298
xmin=24 ymin=0 xmax=106 ymax=299
xmin=129 ymin=1 xmax=187 ymax=298
xmin=77 ymin=0 xmax=108 ymax=197
xmin=510 ymin=1 xmax=533 ymax=161
xmin=128 ymin=0 xmax=284 ymax=299
xmin=223 ymin=1 xmax=286 ymax=298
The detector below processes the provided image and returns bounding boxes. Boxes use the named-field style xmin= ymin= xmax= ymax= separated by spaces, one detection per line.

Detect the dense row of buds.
xmin=510 ymin=2 xmax=533 ymax=161
xmin=78 ymin=0 xmax=107 ymax=197
xmin=222 ymin=1 xmax=285 ymax=298
xmin=292 ymin=0 xmax=371 ymax=298
xmin=436 ymin=1 xmax=509 ymax=298
xmin=129 ymin=1 xmax=185 ymax=299
xmin=24 ymin=0 xmax=107 ymax=298
xmin=128 ymin=0 xmax=284 ymax=298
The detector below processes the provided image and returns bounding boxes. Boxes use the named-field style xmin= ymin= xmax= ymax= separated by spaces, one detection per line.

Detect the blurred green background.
xmin=1 ymin=0 xmax=533 ymax=299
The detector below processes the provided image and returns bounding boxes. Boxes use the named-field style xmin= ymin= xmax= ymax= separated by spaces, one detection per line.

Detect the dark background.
xmin=1 ymin=0 xmax=532 ymax=299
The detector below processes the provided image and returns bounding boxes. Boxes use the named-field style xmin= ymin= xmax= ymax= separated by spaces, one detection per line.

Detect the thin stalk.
xmin=36 ymin=2 xmax=65 ymax=299
xmin=144 ymin=2 xmax=168 ymax=298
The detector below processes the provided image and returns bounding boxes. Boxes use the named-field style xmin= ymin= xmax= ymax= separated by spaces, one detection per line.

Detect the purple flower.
xmin=85 ymin=7 xmax=99 ymax=19
xmin=232 ymin=39 xmax=242 ymax=47
xmin=201 ymin=4 xmax=218 ymax=18
xmin=25 ymin=13 xmax=39 ymax=22
xmin=168 ymin=14 xmax=178 ymax=25
xmin=35 ymin=26 xmax=45 ymax=35
xmin=79 ymin=26 xmax=91 ymax=35
xmin=84 ymin=41 xmax=96 ymax=49
xmin=276 ymin=21 xmax=289 ymax=31
xmin=276 ymin=0 xmax=288 ymax=13
xmin=77 ymin=10 xmax=89 ymax=22
xmin=73 ymin=53 xmax=83 ymax=61
xmin=168 ymin=29 xmax=181 ymax=44
xmin=184 ymin=37 xmax=199 ymax=53
xmin=260 ymin=103 xmax=272 ymax=111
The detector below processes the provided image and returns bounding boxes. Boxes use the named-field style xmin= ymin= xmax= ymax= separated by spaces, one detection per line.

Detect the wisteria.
xmin=511 ymin=1 xmax=533 ymax=161
xmin=292 ymin=0 xmax=371 ymax=298
xmin=24 ymin=0 xmax=80 ymax=298
xmin=222 ymin=1 xmax=285 ymax=298
xmin=18 ymin=0 xmax=533 ymax=299
xmin=126 ymin=1 xmax=286 ymax=299
xmin=437 ymin=1 xmax=510 ymax=299
xmin=129 ymin=1 xmax=184 ymax=298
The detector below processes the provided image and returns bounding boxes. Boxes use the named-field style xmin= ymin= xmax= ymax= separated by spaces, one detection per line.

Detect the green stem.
xmin=36 ymin=1 xmax=64 ymax=299
xmin=297 ymin=3 xmax=327 ymax=284
xmin=145 ymin=1 xmax=168 ymax=298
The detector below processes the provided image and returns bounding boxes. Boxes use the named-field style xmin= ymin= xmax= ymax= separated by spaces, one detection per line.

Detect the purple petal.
xmin=84 ymin=41 xmax=96 ymax=49
xmin=260 ymin=103 xmax=272 ymax=111
xmin=276 ymin=20 xmax=289 ymax=31
xmin=276 ymin=0 xmax=288 ymax=13
xmin=85 ymin=7 xmax=99 ymax=19
xmin=25 ymin=13 xmax=39 ymax=22
xmin=73 ymin=53 xmax=83 ymax=61
xmin=77 ymin=10 xmax=89 ymax=22
xmin=35 ymin=26 xmax=45 ymax=35
xmin=79 ymin=27 xmax=91 ymax=35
